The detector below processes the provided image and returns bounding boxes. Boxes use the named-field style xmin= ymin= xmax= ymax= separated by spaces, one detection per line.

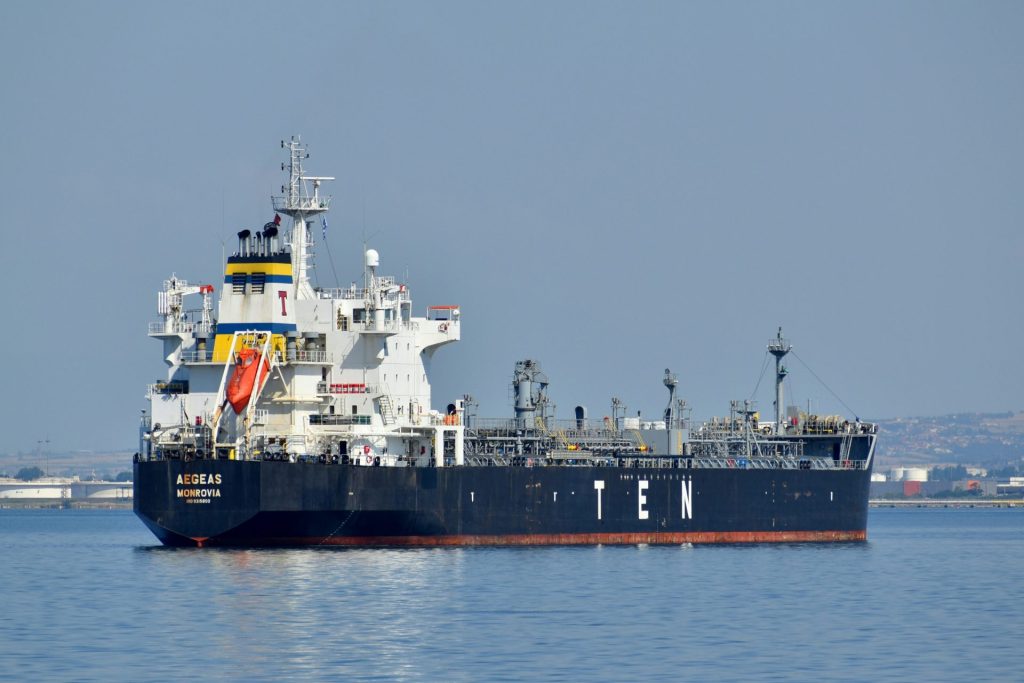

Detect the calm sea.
xmin=0 ymin=508 xmax=1021 ymax=682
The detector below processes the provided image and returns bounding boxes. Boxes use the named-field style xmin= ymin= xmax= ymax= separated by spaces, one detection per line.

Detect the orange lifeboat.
xmin=226 ymin=348 xmax=270 ymax=414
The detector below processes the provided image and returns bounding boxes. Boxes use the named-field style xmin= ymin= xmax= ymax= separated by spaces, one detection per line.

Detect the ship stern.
xmin=134 ymin=459 xmax=261 ymax=546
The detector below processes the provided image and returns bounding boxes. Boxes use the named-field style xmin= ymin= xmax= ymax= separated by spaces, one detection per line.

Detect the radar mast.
xmin=272 ymin=136 xmax=334 ymax=300
xmin=768 ymin=327 xmax=792 ymax=436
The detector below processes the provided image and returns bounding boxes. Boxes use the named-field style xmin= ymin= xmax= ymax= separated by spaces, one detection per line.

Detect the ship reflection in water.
xmin=135 ymin=543 xmax=475 ymax=678
xmin=107 ymin=509 xmax=1023 ymax=681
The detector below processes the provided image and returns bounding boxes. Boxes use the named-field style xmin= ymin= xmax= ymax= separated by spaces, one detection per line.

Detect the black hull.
xmin=134 ymin=459 xmax=871 ymax=547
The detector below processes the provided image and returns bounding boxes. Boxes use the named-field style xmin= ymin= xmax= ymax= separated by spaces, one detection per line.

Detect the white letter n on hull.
xmin=681 ymin=477 xmax=693 ymax=520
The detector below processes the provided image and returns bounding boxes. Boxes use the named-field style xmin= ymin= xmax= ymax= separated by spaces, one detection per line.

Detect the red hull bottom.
xmin=196 ymin=530 xmax=866 ymax=547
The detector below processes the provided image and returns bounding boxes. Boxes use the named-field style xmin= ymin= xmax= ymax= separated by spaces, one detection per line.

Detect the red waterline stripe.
xmin=201 ymin=530 xmax=866 ymax=547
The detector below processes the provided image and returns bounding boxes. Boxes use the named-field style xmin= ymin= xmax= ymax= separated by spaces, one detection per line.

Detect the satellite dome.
xmin=365 ymin=249 xmax=380 ymax=268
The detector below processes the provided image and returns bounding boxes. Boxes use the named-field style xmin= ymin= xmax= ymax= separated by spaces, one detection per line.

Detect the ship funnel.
xmin=262 ymin=225 xmax=278 ymax=254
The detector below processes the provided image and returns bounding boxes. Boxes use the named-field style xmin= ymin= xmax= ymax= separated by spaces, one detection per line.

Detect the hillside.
xmin=3 ymin=411 xmax=1023 ymax=478
xmin=873 ymin=411 xmax=1024 ymax=468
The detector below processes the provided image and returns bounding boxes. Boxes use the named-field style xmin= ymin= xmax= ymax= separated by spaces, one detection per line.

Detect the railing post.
xmin=453 ymin=427 xmax=464 ymax=466
xmin=434 ymin=427 xmax=444 ymax=467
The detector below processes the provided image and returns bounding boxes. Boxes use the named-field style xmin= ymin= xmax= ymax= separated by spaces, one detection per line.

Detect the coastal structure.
xmin=0 ymin=477 xmax=132 ymax=502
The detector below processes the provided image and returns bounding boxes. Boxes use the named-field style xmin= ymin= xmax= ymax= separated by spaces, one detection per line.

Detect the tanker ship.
xmin=134 ymin=138 xmax=877 ymax=547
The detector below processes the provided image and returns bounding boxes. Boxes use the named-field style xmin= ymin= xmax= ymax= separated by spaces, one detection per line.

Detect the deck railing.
xmin=309 ymin=414 xmax=372 ymax=426
xmin=148 ymin=320 xmax=213 ymax=335
xmin=271 ymin=195 xmax=332 ymax=212
xmin=269 ymin=350 xmax=332 ymax=364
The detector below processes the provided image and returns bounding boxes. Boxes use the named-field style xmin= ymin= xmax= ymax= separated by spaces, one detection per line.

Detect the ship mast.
xmin=272 ymin=136 xmax=334 ymax=300
xmin=768 ymin=327 xmax=792 ymax=436
xmin=663 ymin=369 xmax=678 ymax=428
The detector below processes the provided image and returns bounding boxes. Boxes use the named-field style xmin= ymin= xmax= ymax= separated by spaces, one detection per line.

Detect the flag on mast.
xmin=322 ymin=217 xmax=328 ymax=241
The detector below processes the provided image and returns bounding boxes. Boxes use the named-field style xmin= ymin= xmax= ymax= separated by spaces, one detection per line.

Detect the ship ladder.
xmin=533 ymin=416 xmax=568 ymax=451
xmin=631 ymin=430 xmax=648 ymax=453
xmin=533 ymin=415 xmax=549 ymax=435
xmin=378 ymin=394 xmax=397 ymax=426
xmin=840 ymin=432 xmax=855 ymax=467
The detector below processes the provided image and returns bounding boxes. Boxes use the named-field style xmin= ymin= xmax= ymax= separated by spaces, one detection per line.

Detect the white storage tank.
xmin=0 ymin=486 xmax=63 ymax=499
xmin=905 ymin=467 xmax=929 ymax=482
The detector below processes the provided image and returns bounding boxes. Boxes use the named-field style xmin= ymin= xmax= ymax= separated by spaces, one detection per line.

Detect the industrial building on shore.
xmin=869 ymin=465 xmax=1013 ymax=498
xmin=0 ymin=477 xmax=132 ymax=506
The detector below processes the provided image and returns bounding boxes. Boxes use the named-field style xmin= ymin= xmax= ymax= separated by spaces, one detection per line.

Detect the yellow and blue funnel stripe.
xmin=224 ymin=262 xmax=293 ymax=284
xmin=225 ymin=262 xmax=293 ymax=279
xmin=224 ymin=254 xmax=294 ymax=284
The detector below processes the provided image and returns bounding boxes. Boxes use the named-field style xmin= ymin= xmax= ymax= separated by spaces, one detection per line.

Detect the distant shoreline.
xmin=0 ymin=500 xmax=132 ymax=510
xmin=870 ymin=499 xmax=1023 ymax=508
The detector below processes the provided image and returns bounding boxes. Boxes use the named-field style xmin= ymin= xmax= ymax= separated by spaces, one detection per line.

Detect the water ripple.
xmin=0 ymin=508 xmax=1022 ymax=681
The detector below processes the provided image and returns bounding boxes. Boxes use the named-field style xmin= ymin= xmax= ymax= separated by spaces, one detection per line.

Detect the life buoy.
xmin=363 ymin=445 xmax=371 ymax=455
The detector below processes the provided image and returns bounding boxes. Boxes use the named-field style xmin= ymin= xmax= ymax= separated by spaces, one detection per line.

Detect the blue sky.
xmin=1 ymin=1 xmax=1021 ymax=452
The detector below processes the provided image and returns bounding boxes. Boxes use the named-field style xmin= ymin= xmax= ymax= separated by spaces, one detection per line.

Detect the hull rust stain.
xmin=188 ymin=530 xmax=867 ymax=547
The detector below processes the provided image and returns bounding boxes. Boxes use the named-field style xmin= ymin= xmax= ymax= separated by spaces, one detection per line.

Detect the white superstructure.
xmin=144 ymin=137 xmax=463 ymax=466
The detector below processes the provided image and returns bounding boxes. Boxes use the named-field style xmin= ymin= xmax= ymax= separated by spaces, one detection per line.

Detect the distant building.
xmin=0 ymin=477 xmax=132 ymax=501
xmin=956 ymin=479 xmax=998 ymax=496
xmin=997 ymin=477 xmax=1024 ymax=496
xmin=888 ymin=467 xmax=929 ymax=482
xmin=869 ymin=479 xmax=993 ymax=498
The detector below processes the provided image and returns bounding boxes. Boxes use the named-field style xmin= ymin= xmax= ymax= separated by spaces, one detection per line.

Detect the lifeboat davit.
xmin=226 ymin=348 xmax=270 ymax=414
